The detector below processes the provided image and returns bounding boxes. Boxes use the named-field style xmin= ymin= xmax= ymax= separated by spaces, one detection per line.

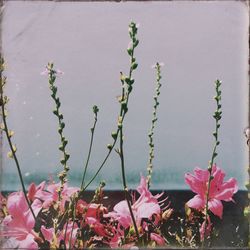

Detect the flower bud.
xmin=111 ymin=131 xmax=118 ymax=140
xmin=93 ymin=105 xmax=99 ymax=114
xmin=162 ymin=208 xmax=173 ymax=221
xmin=131 ymin=62 xmax=138 ymax=70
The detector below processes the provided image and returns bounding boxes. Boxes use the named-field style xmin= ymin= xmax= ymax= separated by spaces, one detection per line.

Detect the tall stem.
xmin=202 ymin=79 xmax=222 ymax=248
xmin=61 ymin=22 xmax=140 ymax=245
xmin=69 ymin=106 xmax=99 ymax=249
xmin=119 ymin=126 xmax=140 ymax=239
xmin=147 ymin=62 xmax=163 ymax=188
xmin=81 ymin=21 xmax=139 ymax=192
xmin=46 ymin=63 xmax=70 ymax=198
xmin=80 ymin=106 xmax=99 ymax=190
xmin=0 ymin=62 xmax=36 ymax=221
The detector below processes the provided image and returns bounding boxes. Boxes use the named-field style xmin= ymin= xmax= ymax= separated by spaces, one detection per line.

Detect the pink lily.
xmin=86 ymin=217 xmax=112 ymax=238
xmin=1 ymin=191 xmax=42 ymax=249
xmin=106 ymin=175 xmax=164 ymax=229
xmin=37 ymin=182 xmax=79 ymax=211
xmin=41 ymin=225 xmax=54 ymax=242
xmin=27 ymin=181 xmax=46 ymax=202
xmin=185 ymin=165 xmax=238 ymax=218
xmin=41 ymin=222 xmax=77 ymax=249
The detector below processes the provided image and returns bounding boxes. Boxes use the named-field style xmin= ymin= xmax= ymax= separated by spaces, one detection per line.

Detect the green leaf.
xmin=131 ymin=62 xmax=138 ymax=70
xmin=60 ymin=122 xmax=65 ymax=129
xmin=65 ymin=154 xmax=70 ymax=161
xmin=127 ymin=48 xmax=132 ymax=56
xmin=134 ymin=39 xmax=139 ymax=47
xmin=53 ymin=109 xmax=58 ymax=116
xmin=63 ymin=139 xmax=68 ymax=147
xmin=60 ymin=159 xmax=66 ymax=165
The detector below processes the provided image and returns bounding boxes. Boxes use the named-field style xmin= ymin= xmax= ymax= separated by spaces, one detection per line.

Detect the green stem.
xmin=63 ymin=219 xmax=69 ymax=245
xmin=47 ymin=63 xmax=70 ymax=198
xmin=68 ymin=220 xmax=74 ymax=250
xmin=61 ymin=22 xmax=139 ymax=241
xmin=81 ymin=21 xmax=139 ymax=191
xmin=81 ymin=136 xmax=118 ymax=192
xmin=202 ymin=79 xmax=222 ymax=248
xmin=69 ymin=107 xmax=98 ymax=249
xmin=119 ymin=126 xmax=140 ymax=240
xmin=0 ymin=72 xmax=36 ymax=221
xmin=147 ymin=62 xmax=162 ymax=188
xmin=80 ymin=111 xmax=98 ymax=190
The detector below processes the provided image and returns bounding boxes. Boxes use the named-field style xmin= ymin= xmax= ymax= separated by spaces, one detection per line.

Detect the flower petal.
xmin=185 ymin=172 xmax=206 ymax=197
xmin=41 ymin=226 xmax=54 ymax=242
xmin=200 ymin=216 xmax=212 ymax=241
xmin=186 ymin=195 xmax=205 ymax=210
xmin=137 ymin=174 xmax=147 ymax=195
xmin=137 ymin=202 xmax=160 ymax=219
xmin=214 ymin=178 xmax=238 ymax=201
xmin=18 ymin=233 xmax=38 ymax=249
xmin=209 ymin=166 xmax=225 ymax=197
xmin=112 ymin=200 xmax=132 ymax=228
xmin=208 ymin=199 xmax=223 ymax=218
xmin=150 ymin=233 xmax=165 ymax=246
xmin=114 ymin=200 xmax=130 ymax=216
xmin=194 ymin=167 xmax=210 ymax=182
xmin=7 ymin=192 xmax=28 ymax=217
xmin=28 ymin=183 xmax=37 ymax=202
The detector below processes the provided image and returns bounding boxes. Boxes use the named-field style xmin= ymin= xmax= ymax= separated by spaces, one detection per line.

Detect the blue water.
xmin=1 ymin=167 xmax=247 ymax=191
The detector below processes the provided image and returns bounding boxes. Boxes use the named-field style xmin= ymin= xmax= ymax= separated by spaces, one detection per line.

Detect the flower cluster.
xmin=0 ymin=168 xmax=238 ymax=249
xmin=185 ymin=165 xmax=238 ymax=241
xmin=0 ymin=176 xmax=173 ymax=249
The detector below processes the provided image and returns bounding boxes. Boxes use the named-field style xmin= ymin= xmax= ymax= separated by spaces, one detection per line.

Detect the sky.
xmin=1 ymin=0 xmax=249 ymax=190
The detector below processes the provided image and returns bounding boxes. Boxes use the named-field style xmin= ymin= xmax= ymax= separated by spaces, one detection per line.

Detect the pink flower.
xmin=86 ymin=203 xmax=107 ymax=219
xmin=200 ymin=216 xmax=212 ymax=241
xmin=86 ymin=217 xmax=112 ymax=238
xmin=41 ymin=226 xmax=54 ymax=242
xmin=1 ymin=191 xmax=42 ymax=249
xmin=27 ymin=181 xmax=46 ymax=202
xmin=108 ymin=232 xmax=121 ymax=248
xmin=185 ymin=165 xmax=238 ymax=218
xmin=76 ymin=199 xmax=88 ymax=215
xmin=77 ymin=202 xmax=111 ymax=238
xmin=106 ymin=175 xmax=164 ymax=229
xmin=151 ymin=62 xmax=165 ymax=69
xmin=150 ymin=232 xmax=165 ymax=246
xmin=37 ymin=182 xmax=79 ymax=211
xmin=41 ymin=222 xmax=77 ymax=248
xmin=58 ymin=222 xmax=78 ymax=249
xmin=40 ymin=66 xmax=64 ymax=76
